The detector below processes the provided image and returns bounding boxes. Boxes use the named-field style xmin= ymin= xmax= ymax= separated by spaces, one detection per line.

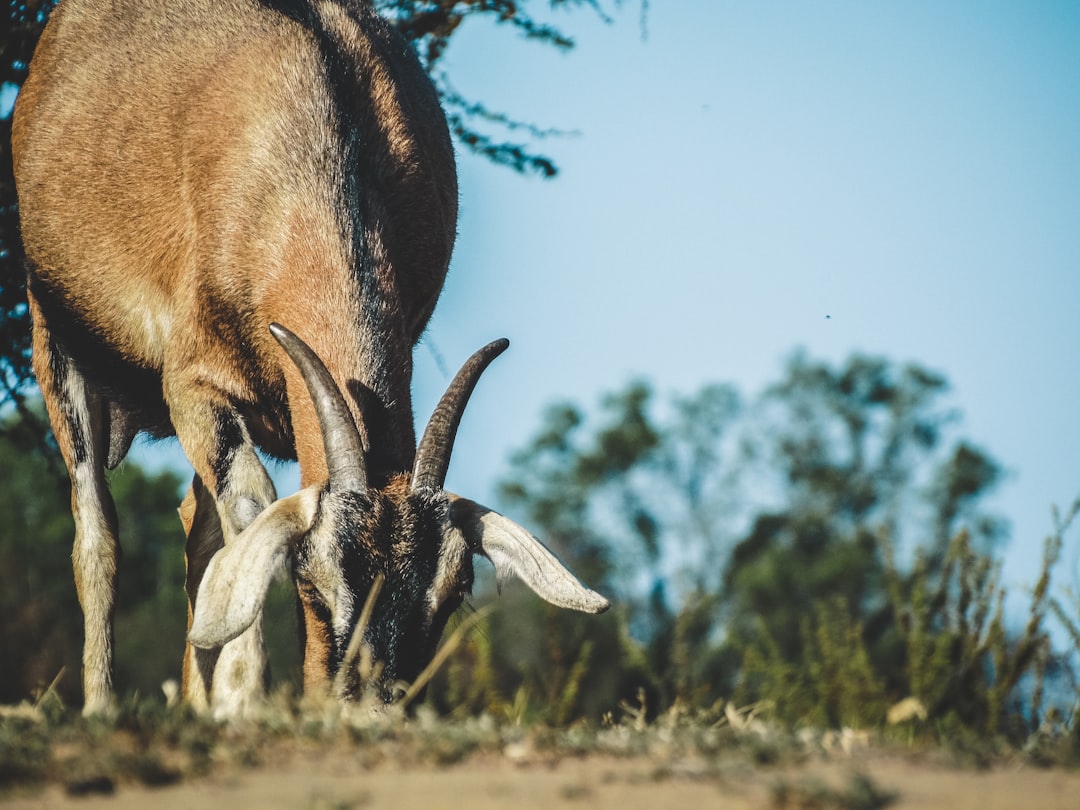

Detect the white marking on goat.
xmin=427 ymin=524 xmax=469 ymax=618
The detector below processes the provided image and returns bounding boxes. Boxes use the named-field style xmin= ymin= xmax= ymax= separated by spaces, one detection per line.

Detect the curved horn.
xmin=269 ymin=322 xmax=367 ymax=493
xmin=412 ymin=338 xmax=509 ymax=493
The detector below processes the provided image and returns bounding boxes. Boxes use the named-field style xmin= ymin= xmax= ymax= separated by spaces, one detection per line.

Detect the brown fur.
xmin=14 ymin=0 xmax=457 ymax=711
xmin=15 ymin=1 xmax=455 ymax=480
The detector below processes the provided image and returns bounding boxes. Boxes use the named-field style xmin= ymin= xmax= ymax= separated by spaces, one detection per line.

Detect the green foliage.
xmin=885 ymin=531 xmax=1003 ymax=732
xmin=739 ymin=597 xmax=889 ymax=730
xmin=0 ymin=712 xmax=50 ymax=788
xmin=723 ymin=513 xmax=890 ymax=678
xmin=478 ymin=350 xmax=1079 ymax=746
xmin=1047 ymin=500 xmax=1080 ymax=760
xmin=427 ymin=589 xmax=654 ymax=724
xmin=876 ymin=522 xmax=1063 ymax=741
xmin=375 ymin=1 xmax=646 ymax=176
xmin=108 ymin=461 xmax=190 ymax=698
xmin=734 ymin=522 xmax=1066 ymax=740
xmin=0 ymin=404 xmax=80 ymax=702
xmin=370 ymin=1 xmax=650 ymax=176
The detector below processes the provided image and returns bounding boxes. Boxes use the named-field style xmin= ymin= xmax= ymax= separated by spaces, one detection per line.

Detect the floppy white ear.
xmin=188 ymin=488 xmax=320 ymax=649
xmin=449 ymin=498 xmax=610 ymax=614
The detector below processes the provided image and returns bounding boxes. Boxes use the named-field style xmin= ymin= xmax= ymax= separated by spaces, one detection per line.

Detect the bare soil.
xmin=4 ymin=748 xmax=1080 ymax=809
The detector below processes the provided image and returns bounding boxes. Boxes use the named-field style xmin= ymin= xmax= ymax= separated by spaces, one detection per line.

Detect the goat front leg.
xmin=29 ymin=299 xmax=119 ymax=715
xmin=167 ymin=373 xmax=278 ymax=717
xmin=178 ymin=476 xmax=222 ymax=712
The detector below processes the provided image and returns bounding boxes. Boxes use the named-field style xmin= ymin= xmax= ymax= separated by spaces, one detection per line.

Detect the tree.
xmin=471 ymin=379 xmax=747 ymax=713
xmin=0 ymin=0 xmax=643 ymax=415
xmin=723 ymin=352 xmax=1003 ymax=671
xmin=0 ymin=0 xmax=52 ymax=411
xmin=721 ymin=352 xmax=1007 ymax=726
xmin=486 ymin=351 xmax=1018 ymax=725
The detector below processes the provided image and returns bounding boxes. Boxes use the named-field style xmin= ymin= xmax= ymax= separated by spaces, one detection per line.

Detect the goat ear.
xmin=188 ymin=488 xmax=320 ymax=649
xmin=448 ymin=497 xmax=610 ymax=614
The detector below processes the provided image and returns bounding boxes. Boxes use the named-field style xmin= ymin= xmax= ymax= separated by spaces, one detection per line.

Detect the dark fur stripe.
xmin=210 ymin=408 xmax=247 ymax=495
xmin=256 ymin=0 xmax=318 ymax=26
xmin=257 ymin=0 xmax=421 ymax=473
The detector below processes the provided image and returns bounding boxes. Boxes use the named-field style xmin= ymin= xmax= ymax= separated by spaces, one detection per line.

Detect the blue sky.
xmin=7 ymin=2 xmax=1076 ymax=607
xmin=405 ymin=0 xmax=1080 ymax=602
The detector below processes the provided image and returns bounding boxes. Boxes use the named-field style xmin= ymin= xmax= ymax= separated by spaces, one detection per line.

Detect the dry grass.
xmin=2 ymin=686 xmax=1075 ymax=803
xmin=0 ymin=693 xmax=784 ymax=797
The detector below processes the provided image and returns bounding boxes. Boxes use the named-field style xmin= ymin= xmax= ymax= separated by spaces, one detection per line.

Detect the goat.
xmin=12 ymin=0 xmax=608 ymax=717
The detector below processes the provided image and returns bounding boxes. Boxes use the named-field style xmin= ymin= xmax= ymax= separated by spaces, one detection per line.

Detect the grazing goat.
xmin=12 ymin=0 xmax=608 ymax=717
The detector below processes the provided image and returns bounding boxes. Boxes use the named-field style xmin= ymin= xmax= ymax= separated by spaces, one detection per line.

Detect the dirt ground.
xmin=4 ymin=750 xmax=1080 ymax=810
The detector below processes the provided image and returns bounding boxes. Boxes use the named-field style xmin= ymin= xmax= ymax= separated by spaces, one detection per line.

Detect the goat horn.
xmin=412 ymin=338 xmax=509 ymax=493
xmin=269 ymin=322 xmax=367 ymax=493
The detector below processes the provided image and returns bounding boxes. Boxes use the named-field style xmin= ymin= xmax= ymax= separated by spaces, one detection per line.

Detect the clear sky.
xmin=6 ymin=1 xmax=1065 ymax=609
xmin=404 ymin=0 xmax=1080 ymax=604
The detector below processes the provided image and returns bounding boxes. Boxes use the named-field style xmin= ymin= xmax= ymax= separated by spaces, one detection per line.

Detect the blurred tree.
xmin=456 ymin=379 xmax=744 ymax=715
xmin=484 ymin=351 xmax=1007 ymax=721
xmin=0 ymin=399 xmax=76 ymax=702
xmin=0 ymin=0 xmax=52 ymax=416
xmin=0 ymin=401 xmax=188 ymax=704
xmin=724 ymin=353 xmax=1002 ymax=680
xmin=499 ymin=381 xmax=742 ymax=619
xmin=0 ymin=0 xmax=643 ymax=417
xmin=108 ymin=460 xmax=190 ymax=699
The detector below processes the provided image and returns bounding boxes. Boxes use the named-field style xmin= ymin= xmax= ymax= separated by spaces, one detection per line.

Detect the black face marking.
xmin=299 ymin=485 xmax=473 ymax=703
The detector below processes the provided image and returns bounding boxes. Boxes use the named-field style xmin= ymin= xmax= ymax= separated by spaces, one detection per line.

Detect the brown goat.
xmin=13 ymin=0 xmax=607 ymax=717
